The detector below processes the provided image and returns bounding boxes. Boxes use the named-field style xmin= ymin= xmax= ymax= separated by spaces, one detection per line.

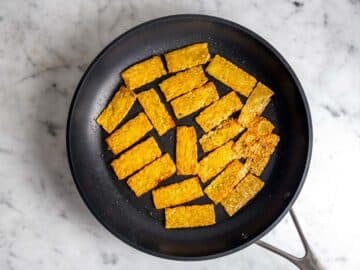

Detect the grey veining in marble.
xmin=0 ymin=0 xmax=359 ymax=269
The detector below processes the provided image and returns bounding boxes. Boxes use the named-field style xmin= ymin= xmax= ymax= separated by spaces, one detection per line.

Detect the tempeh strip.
xmin=164 ymin=43 xmax=210 ymax=73
xmin=176 ymin=126 xmax=198 ymax=175
xmin=137 ymin=88 xmax=175 ymax=136
xmin=152 ymin=177 xmax=203 ymax=209
xmin=106 ymin=112 xmax=153 ymax=155
xmin=206 ymin=55 xmax=257 ymax=97
xmin=127 ymin=154 xmax=176 ymax=197
xmin=247 ymin=133 xmax=280 ymax=176
xmin=221 ymin=174 xmax=264 ymax=216
xmin=165 ymin=204 xmax=215 ymax=229
xmin=195 ymin=91 xmax=243 ymax=133
xmin=204 ymin=160 xmax=250 ymax=204
xmin=170 ymin=82 xmax=219 ymax=119
xmin=233 ymin=116 xmax=275 ymax=158
xmin=199 ymin=118 xmax=244 ymax=153
xmin=238 ymin=82 xmax=274 ymax=127
xmin=111 ymin=137 xmax=161 ymax=180
xmin=198 ymin=141 xmax=238 ymax=183
xmin=159 ymin=66 xmax=208 ymax=101
xmin=96 ymin=86 xmax=136 ymax=133
xmin=121 ymin=56 xmax=166 ymax=90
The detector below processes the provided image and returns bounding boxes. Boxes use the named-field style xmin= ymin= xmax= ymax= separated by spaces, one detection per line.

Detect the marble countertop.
xmin=1 ymin=0 xmax=359 ymax=269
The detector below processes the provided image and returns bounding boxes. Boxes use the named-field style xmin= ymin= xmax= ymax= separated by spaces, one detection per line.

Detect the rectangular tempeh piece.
xmin=111 ymin=137 xmax=161 ymax=180
xmin=247 ymin=133 xmax=280 ymax=176
xmin=170 ymin=82 xmax=219 ymax=119
xmin=152 ymin=177 xmax=203 ymax=209
xmin=165 ymin=204 xmax=215 ymax=229
xmin=199 ymin=118 xmax=244 ymax=153
xmin=238 ymin=82 xmax=274 ymax=127
xmin=137 ymin=89 xmax=175 ymax=136
xmin=221 ymin=174 xmax=264 ymax=216
xmin=96 ymin=86 xmax=136 ymax=133
xmin=206 ymin=55 xmax=257 ymax=97
xmin=204 ymin=160 xmax=250 ymax=204
xmin=159 ymin=66 xmax=208 ymax=101
xmin=195 ymin=91 xmax=243 ymax=133
xmin=233 ymin=116 xmax=275 ymax=158
xmin=106 ymin=112 xmax=153 ymax=155
xmin=198 ymin=140 xmax=238 ymax=183
xmin=176 ymin=126 xmax=198 ymax=175
xmin=127 ymin=153 xmax=176 ymax=197
xmin=121 ymin=56 xmax=166 ymax=90
xmin=164 ymin=43 xmax=210 ymax=73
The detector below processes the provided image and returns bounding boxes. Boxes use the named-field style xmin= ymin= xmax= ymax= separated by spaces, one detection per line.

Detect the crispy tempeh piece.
xmin=165 ymin=204 xmax=215 ymax=229
xmin=247 ymin=133 xmax=280 ymax=176
xmin=159 ymin=66 xmax=208 ymax=101
xmin=170 ymin=82 xmax=219 ymax=119
xmin=152 ymin=177 xmax=203 ymax=209
xmin=195 ymin=91 xmax=243 ymax=132
xmin=96 ymin=86 xmax=136 ymax=133
xmin=164 ymin=43 xmax=210 ymax=73
xmin=199 ymin=118 xmax=244 ymax=153
xmin=238 ymin=82 xmax=274 ymax=127
xmin=221 ymin=174 xmax=264 ymax=216
xmin=206 ymin=55 xmax=257 ymax=97
xmin=204 ymin=160 xmax=250 ymax=204
xmin=137 ymin=89 xmax=175 ymax=136
xmin=233 ymin=116 xmax=275 ymax=158
xmin=121 ymin=56 xmax=166 ymax=90
xmin=127 ymin=153 xmax=176 ymax=197
xmin=176 ymin=126 xmax=198 ymax=175
xmin=111 ymin=137 xmax=161 ymax=180
xmin=106 ymin=112 xmax=153 ymax=155
xmin=198 ymin=141 xmax=238 ymax=183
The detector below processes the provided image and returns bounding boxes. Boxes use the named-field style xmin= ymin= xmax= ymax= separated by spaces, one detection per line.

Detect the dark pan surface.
xmin=67 ymin=15 xmax=312 ymax=260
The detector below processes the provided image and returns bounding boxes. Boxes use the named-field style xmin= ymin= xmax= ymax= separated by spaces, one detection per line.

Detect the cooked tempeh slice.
xmin=127 ymin=153 xmax=176 ymax=197
xmin=96 ymin=86 xmax=136 ymax=133
xmin=170 ymin=82 xmax=219 ymax=119
xmin=137 ymin=89 xmax=175 ymax=136
xmin=164 ymin=43 xmax=210 ymax=73
xmin=159 ymin=66 xmax=208 ymax=101
xmin=233 ymin=116 xmax=275 ymax=158
xmin=221 ymin=174 xmax=264 ymax=216
xmin=121 ymin=56 xmax=166 ymax=90
xmin=165 ymin=204 xmax=215 ymax=229
xmin=204 ymin=160 xmax=250 ymax=204
xmin=106 ymin=112 xmax=153 ymax=155
xmin=176 ymin=126 xmax=198 ymax=175
xmin=199 ymin=118 xmax=244 ymax=153
xmin=198 ymin=141 xmax=238 ymax=183
xmin=238 ymin=82 xmax=274 ymax=127
xmin=152 ymin=177 xmax=203 ymax=209
xmin=195 ymin=91 xmax=243 ymax=132
xmin=247 ymin=133 xmax=280 ymax=176
xmin=206 ymin=55 xmax=257 ymax=97
xmin=111 ymin=137 xmax=161 ymax=180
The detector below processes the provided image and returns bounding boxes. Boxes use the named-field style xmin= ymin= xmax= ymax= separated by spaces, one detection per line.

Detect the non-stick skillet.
xmin=67 ymin=14 xmax=322 ymax=269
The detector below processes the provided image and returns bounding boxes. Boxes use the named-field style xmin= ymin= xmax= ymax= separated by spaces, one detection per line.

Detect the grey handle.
xmin=257 ymin=209 xmax=324 ymax=270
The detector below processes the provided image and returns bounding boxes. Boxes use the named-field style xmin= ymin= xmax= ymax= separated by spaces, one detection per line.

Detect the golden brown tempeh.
xmin=176 ymin=126 xmax=198 ymax=175
xmin=96 ymin=86 xmax=136 ymax=133
xmin=206 ymin=55 xmax=257 ymax=97
xmin=127 ymin=153 xmax=176 ymax=197
xmin=152 ymin=177 xmax=203 ymax=209
xmin=121 ymin=56 xmax=166 ymax=90
xmin=165 ymin=204 xmax=216 ymax=229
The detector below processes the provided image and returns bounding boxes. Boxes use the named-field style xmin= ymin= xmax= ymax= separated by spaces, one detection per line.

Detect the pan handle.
xmin=256 ymin=209 xmax=324 ymax=270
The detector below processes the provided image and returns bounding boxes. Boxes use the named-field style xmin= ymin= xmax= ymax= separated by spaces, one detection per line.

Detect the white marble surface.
xmin=0 ymin=0 xmax=359 ymax=269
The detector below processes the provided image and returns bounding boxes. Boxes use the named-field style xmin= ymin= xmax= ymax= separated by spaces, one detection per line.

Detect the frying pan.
xmin=67 ymin=15 xmax=319 ymax=268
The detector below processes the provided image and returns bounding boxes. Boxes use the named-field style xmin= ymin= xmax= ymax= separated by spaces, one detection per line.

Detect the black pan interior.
xmin=67 ymin=15 xmax=312 ymax=260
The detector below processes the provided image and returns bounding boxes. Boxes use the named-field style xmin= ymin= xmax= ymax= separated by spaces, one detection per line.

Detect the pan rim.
xmin=66 ymin=14 xmax=313 ymax=261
